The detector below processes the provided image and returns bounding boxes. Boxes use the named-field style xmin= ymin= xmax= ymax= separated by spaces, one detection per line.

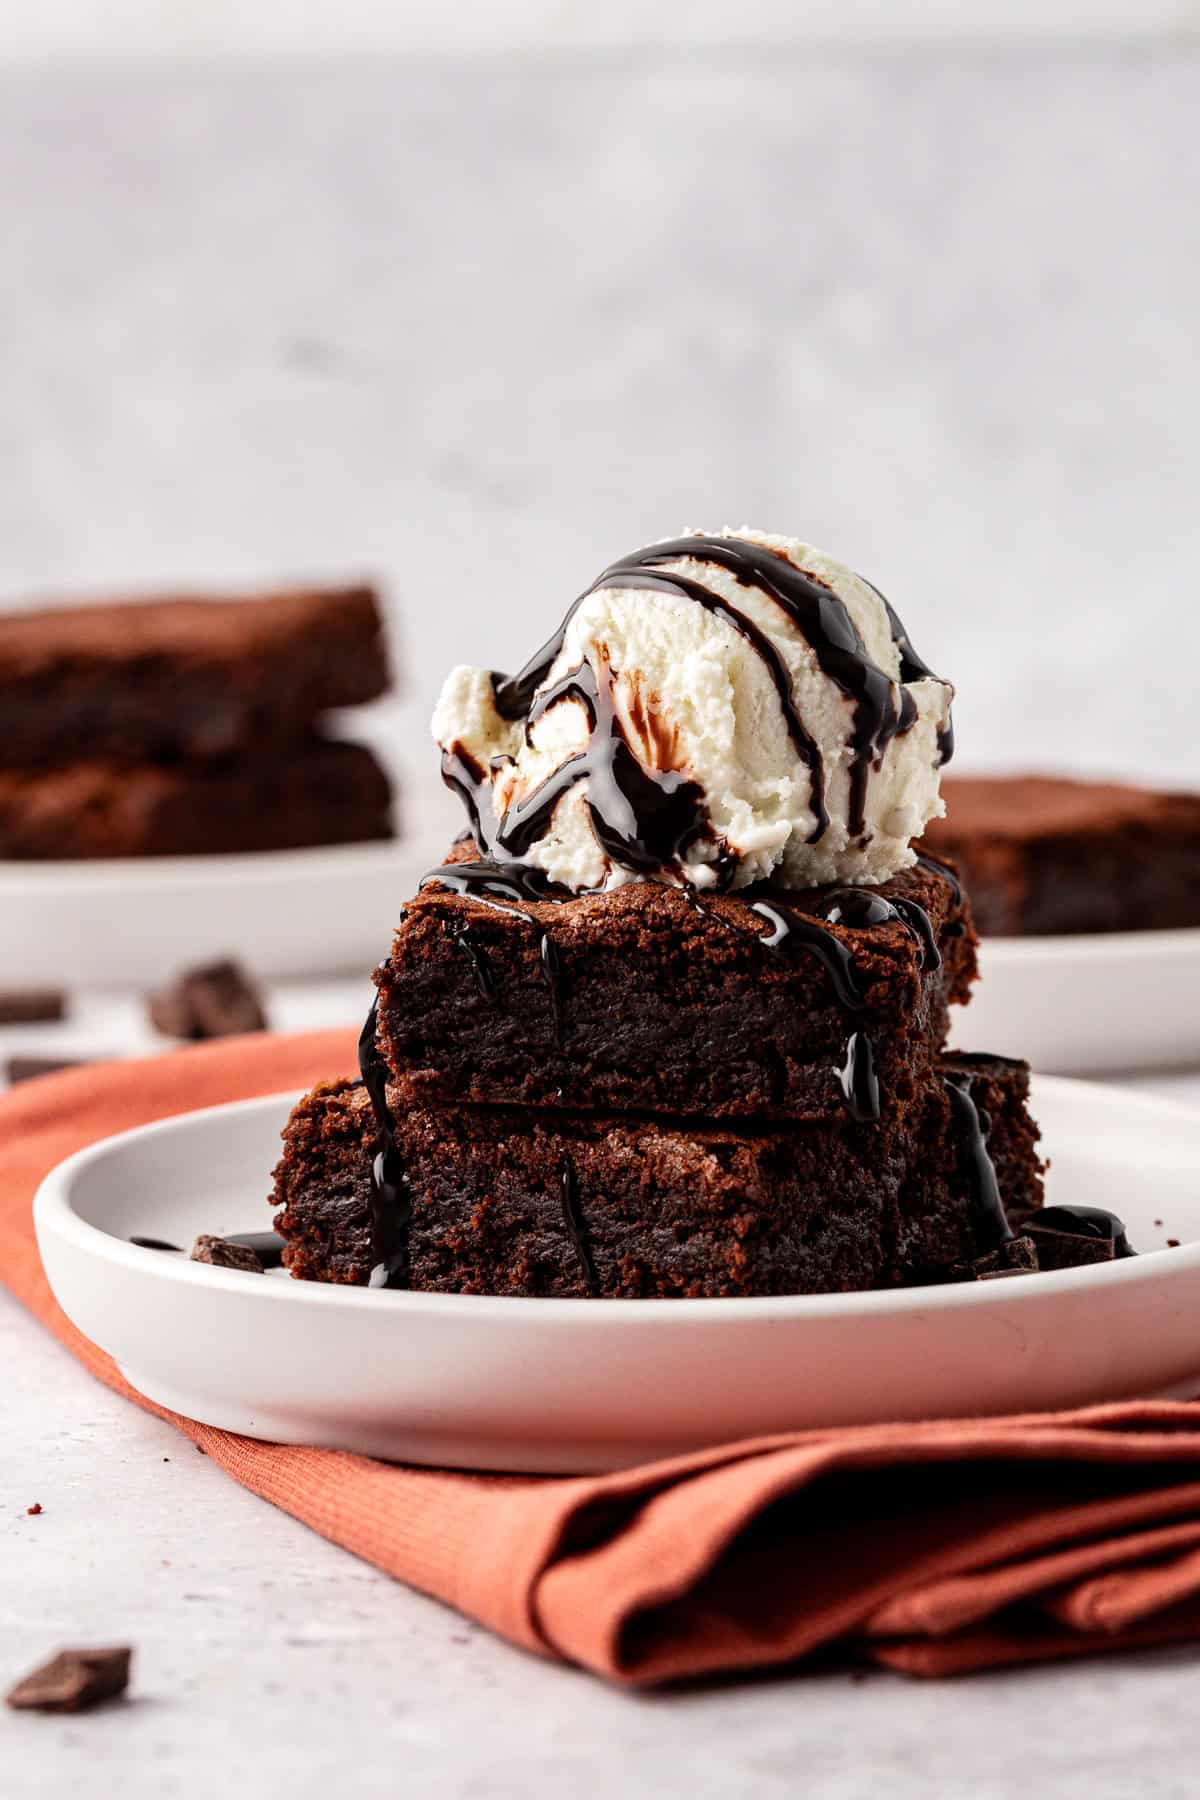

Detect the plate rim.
xmin=33 ymin=1075 xmax=1200 ymax=1325
xmin=982 ymin=926 xmax=1200 ymax=965
xmin=0 ymin=838 xmax=415 ymax=897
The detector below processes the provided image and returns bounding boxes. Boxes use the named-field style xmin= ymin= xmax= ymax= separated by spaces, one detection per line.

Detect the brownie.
xmin=0 ymin=584 xmax=388 ymax=767
xmin=0 ymin=739 xmax=392 ymax=858
xmin=269 ymin=1055 xmax=1043 ymax=1298
xmin=895 ymin=1052 xmax=1046 ymax=1276
xmin=373 ymin=845 xmax=976 ymax=1125
xmin=922 ymin=774 xmax=1200 ymax=936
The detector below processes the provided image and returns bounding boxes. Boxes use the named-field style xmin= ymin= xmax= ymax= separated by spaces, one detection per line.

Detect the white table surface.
xmin=3 ymin=986 xmax=1200 ymax=1795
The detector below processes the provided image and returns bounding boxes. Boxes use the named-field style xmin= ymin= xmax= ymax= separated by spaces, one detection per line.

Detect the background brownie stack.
xmin=271 ymin=843 xmax=1046 ymax=1298
xmin=0 ymin=584 xmax=394 ymax=858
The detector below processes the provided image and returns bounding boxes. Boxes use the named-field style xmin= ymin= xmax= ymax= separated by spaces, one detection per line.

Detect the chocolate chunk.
xmin=147 ymin=960 xmax=267 ymax=1041
xmin=5 ymin=1055 xmax=90 ymax=1086
xmin=973 ymin=1235 xmax=1039 ymax=1280
xmin=190 ymin=1234 xmax=265 ymax=1274
xmin=1025 ymin=1223 xmax=1115 ymax=1272
xmin=1035 ymin=1203 xmax=1135 ymax=1258
xmin=6 ymin=1646 xmax=131 ymax=1713
xmin=0 ymin=988 xmax=65 ymax=1024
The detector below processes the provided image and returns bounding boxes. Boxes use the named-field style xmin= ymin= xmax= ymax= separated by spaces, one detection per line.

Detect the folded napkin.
xmin=5 ymin=1030 xmax=1200 ymax=1685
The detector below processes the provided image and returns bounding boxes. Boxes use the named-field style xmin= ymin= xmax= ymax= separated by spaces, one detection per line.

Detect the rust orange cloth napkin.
xmin=5 ymin=1029 xmax=1200 ymax=1685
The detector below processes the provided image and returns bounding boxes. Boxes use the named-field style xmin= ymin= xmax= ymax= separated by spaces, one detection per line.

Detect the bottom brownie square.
xmin=269 ymin=1056 xmax=1044 ymax=1299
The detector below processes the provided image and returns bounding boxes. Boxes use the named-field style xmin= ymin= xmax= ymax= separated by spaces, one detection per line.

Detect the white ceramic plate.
xmin=952 ymin=929 xmax=1200 ymax=1075
xmin=33 ymin=1077 xmax=1200 ymax=1474
xmin=0 ymin=839 xmax=439 ymax=987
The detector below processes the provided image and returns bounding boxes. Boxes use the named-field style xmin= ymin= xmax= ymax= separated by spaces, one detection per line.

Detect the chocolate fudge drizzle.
xmin=818 ymin=885 xmax=941 ymax=973
xmin=839 ymin=1031 xmax=880 ymax=1123
xmin=419 ymin=861 xmax=566 ymax=1032
xmin=472 ymin=534 xmax=946 ymax=880
xmin=870 ymin=579 xmax=955 ymax=768
xmin=748 ymin=899 xmax=867 ymax=1009
xmin=358 ymin=997 xmax=412 ymax=1288
xmin=559 ymin=1158 xmax=599 ymax=1294
xmin=943 ymin=1074 xmax=1014 ymax=1249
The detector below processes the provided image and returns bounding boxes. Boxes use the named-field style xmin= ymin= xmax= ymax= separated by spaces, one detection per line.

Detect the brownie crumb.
xmin=26 ymin=1503 xmax=42 ymax=1516
xmin=6 ymin=1646 xmax=131 ymax=1713
xmin=974 ymin=1236 xmax=1039 ymax=1280
xmin=5 ymin=1055 xmax=90 ymax=1086
xmin=190 ymin=1234 xmax=264 ymax=1274
xmin=148 ymin=960 xmax=267 ymax=1041
xmin=0 ymin=989 xmax=66 ymax=1024
xmin=1168 ymin=1238 xmax=1181 ymax=1248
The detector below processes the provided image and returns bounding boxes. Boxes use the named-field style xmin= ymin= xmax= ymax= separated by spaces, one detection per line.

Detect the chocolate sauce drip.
xmin=616 ymin=537 xmax=919 ymax=839
xmin=937 ymin=716 xmax=955 ymax=767
xmin=509 ymin=656 xmax=708 ymax=874
xmin=870 ymin=579 xmax=954 ymax=766
xmin=598 ymin=567 xmax=828 ymax=841
xmin=945 ymin=1051 xmax=1026 ymax=1072
xmin=915 ymin=852 xmax=962 ymax=903
xmin=129 ymin=1231 xmax=286 ymax=1268
xmin=1035 ymin=1204 xmax=1136 ymax=1259
xmin=944 ymin=1074 xmax=1014 ymax=1249
xmin=871 ymin=585 xmax=942 ymax=686
xmin=818 ymin=886 xmax=940 ymax=972
xmin=484 ymin=535 xmax=946 ymax=875
xmin=839 ymin=1031 xmax=880 ymax=1123
xmin=358 ymin=998 xmax=412 ymax=1289
xmin=749 ymin=900 xmax=865 ymax=1008
xmin=891 ymin=897 xmax=942 ymax=973
xmin=441 ymin=915 xmax=495 ymax=1000
xmin=420 ymin=862 xmax=566 ymax=1030
xmin=559 ymin=1159 xmax=598 ymax=1295
xmin=819 ymin=888 xmax=897 ymax=929
xmin=419 ymin=858 xmax=566 ymax=908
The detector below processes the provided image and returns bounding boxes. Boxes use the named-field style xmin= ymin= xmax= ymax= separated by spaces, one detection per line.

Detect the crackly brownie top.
xmin=391 ymin=837 xmax=977 ymax=1030
xmin=930 ymin=774 xmax=1200 ymax=846
xmin=0 ymin=584 xmax=382 ymax=673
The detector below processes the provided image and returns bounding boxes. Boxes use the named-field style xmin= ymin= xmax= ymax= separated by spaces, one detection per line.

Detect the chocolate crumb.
xmin=190 ymin=1234 xmax=265 ymax=1274
xmin=1154 ymin=1218 xmax=1164 ymax=1228
xmin=26 ymin=1503 xmax=42 ymax=1516
xmin=147 ymin=960 xmax=267 ymax=1041
xmin=0 ymin=989 xmax=66 ymax=1025
xmin=1168 ymin=1238 xmax=1181 ymax=1248
xmin=973 ymin=1236 xmax=1039 ymax=1280
xmin=6 ymin=1646 xmax=131 ymax=1713
xmin=5 ymin=1055 xmax=91 ymax=1086
xmin=1025 ymin=1223 xmax=1115 ymax=1271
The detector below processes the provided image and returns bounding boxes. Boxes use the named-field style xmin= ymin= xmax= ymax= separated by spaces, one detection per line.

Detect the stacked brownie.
xmin=0 ymin=585 xmax=394 ymax=857
xmin=922 ymin=774 xmax=1200 ymax=936
xmin=271 ymin=844 xmax=1048 ymax=1297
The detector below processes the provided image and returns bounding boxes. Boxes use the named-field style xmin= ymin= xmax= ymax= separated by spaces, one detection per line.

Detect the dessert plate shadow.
xmin=35 ymin=1078 xmax=1200 ymax=1475
xmin=953 ymin=930 xmax=1200 ymax=1074
xmin=0 ymin=839 xmax=440 ymax=987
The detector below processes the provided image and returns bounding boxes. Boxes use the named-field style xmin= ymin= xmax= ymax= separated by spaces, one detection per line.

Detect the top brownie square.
xmin=0 ymin=584 xmax=388 ymax=767
xmin=373 ymin=844 xmax=976 ymax=1124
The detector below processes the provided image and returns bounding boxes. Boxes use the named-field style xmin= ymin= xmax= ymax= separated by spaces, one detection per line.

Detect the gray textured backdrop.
xmin=1 ymin=49 xmax=1196 ymax=804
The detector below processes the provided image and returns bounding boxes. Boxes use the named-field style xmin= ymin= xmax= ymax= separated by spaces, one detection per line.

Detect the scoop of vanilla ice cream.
xmin=432 ymin=529 xmax=953 ymax=893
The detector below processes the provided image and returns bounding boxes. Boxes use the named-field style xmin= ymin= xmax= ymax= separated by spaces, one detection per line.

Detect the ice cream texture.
xmin=432 ymin=529 xmax=954 ymax=894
